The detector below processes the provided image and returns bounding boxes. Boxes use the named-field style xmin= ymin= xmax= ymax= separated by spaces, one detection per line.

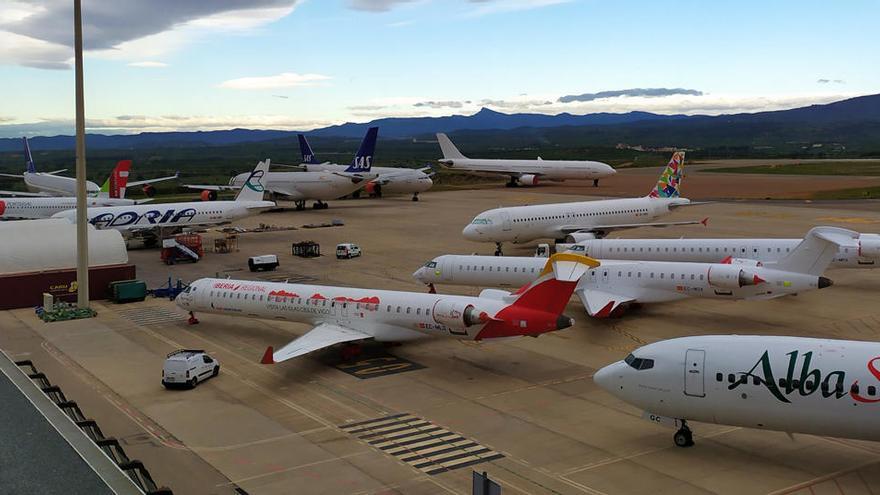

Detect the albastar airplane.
xmin=462 ymin=152 xmax=705 ymax=255
xmin=414 ymin=226 xmax=855 ymax=318
xmin=436 ymin=132 xmax=616 ymax=188
xmin=175 ymin=253 xmax=598 ymax=364
xmin=557 ymin=231 xmax=880 ymax=270
xmin=298 ymin=133 xmax=433 ymax=201
xmin=52 ymin=160 xmax=274 ymax=239
xmin=595 ymin=335 xmax=880 ymax=447
xmin=0 ymin=137 xmax=177 ymax=198
xmin=186 ymin=128 xmax=379 ymax=210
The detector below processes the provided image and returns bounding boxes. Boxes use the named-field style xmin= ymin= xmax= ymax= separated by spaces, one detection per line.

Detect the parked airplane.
xmin=463 ymin=152 xmax=703 ymax=255
xmin=436 ymin=133 xmax=616 ymax=188
xmin=52 ymin=160 xmax=274 ymax=240
xmin=186 ymin=128 xmax=379 ymax=210
xmin=297 ymin=133 xmax=433 ymax=201
xmin=557 ymin=231 xmax=880 ymax=269
xmin=175 ymin=253 xmax=598 ymax=364
xmin=595 ymin=335 xmax=880 ymax=447
xmin=414 ymin=226 xmax=854 ymax=318
xmin=0 ymin=137 xmax=177 ymax=197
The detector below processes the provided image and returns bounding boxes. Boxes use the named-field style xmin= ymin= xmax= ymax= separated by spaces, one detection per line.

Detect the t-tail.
xmin=648 ymin=151 xmax=685 ymax=198
xmin=23 ymin=137 xmax=36 ymax=174
xmin=235 ymin=159 xmax=271 ymax=202
xmin=98 ymin=160 xmax=132 ymax=198
xmin=773 ymin=226 xmax=859 ymax=277
xmin=298 ymin=134 xmax=321 ymax=164
xmin=436 ymin=133 xmax=466 ymax=161
xmin=344 ymin=127 xmax=378 ymax=173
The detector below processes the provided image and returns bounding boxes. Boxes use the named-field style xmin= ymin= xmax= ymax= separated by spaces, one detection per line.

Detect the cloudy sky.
xmin=0 ymin=0 xmax=877 ymax=137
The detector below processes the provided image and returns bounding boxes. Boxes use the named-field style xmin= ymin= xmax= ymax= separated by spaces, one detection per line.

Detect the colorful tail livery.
xmin=234 ymin=159 xmax=271 ymax=202
xmin=298 ymin=134 xmax=321 ymax=164
xmin=344 ymin=127 xmax=378 ymax=173
xmin=648 ymin=151 xmax=685 ymax=199
xmin=476 ymin=253 xmax=599 ymax=339
xmin=23 ymin=137 xmax=36 ymax=174
xmin=98 ymin=160 xmax=132 ymax=198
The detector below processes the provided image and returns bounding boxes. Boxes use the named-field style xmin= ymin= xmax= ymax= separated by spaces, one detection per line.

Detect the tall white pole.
xmin=74 ymin=0 xmax=89 ymax=308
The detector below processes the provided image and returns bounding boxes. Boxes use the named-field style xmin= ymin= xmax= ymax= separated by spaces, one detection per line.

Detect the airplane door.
xmin=500 ymin=211 xmax=512 ymax=232
xmin=684 ymin=349 xmax=706 ymax=397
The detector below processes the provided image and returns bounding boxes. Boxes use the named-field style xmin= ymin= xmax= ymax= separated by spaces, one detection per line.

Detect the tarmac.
xmin=3 ymin=171 xmax=880 ymax=494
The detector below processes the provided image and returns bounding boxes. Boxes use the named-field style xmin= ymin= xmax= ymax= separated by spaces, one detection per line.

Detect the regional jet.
xmin=175 ymin=253 xmax=597 ymax=364
xmin=436 ymin=132 xmax=616 ymax=187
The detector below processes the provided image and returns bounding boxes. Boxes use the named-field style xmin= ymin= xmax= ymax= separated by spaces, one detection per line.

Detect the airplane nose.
xmin=462 ymin=224 xmax=480 ymax=239
xmin=412 ymin=267 xmax=426 ymax=282
xmin=593 ymin=364 xmax=618 ymax=393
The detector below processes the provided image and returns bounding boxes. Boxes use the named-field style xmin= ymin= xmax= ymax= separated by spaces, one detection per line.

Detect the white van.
xmin=336 ymin=243 xmax=362 ymax=259
xmin=248 ymin=254 xmax=279 ymax=272
xmin=162 ymin=349 xmax=219 ymax=388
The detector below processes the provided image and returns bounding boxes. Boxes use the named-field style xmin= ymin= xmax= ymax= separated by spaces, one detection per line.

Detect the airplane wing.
xmin=561 ymin=218 xmax=708 ymax=236
xmin=331 ymin=171 xmax=376 ymax=183
xmin=0 ymin=189 xmax=52 ymax=197
xmin=669 ymin=201 xmax=712 ymax=209
xmin=264 ymin=323 xmax=371 ymax=363
xmin=0 ymin=173 xmax=24 ymax=178
xmin=127 ymin=172 xmax=179 ymax=187
xmin=183 ymin=184 xmax=241 ymax=192
xmin=575 ymin=289 xmax=635 ymax=318
xmin=46 ymin=169 xmax=68 ymax=175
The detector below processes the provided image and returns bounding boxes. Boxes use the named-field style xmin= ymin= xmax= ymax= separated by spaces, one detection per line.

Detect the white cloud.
xmin=466 ymin=0 xmax=572 ymax=17
xmin=127 ymin=61 xmax=168 ymax=68
xmin=218 ymin=72 xmax=331 ymax=90
xmin=348 ymin=0 xmax=416 ymax=12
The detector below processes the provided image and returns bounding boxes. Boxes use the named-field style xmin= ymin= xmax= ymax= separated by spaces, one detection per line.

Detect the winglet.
xmin=701 ymin=217 xmax=708 ymax=226
xmin=261 ymin=346 xmax=275 ymax=364
xmin=23 ymin=137 xmax=35 ymax=174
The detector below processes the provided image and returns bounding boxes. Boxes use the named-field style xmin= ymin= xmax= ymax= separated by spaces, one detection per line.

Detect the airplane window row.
xmin=514 ymin=208 xmax=649 ymax=223
xmin=589 ymin=270 xmax=705 ymax=281
xmin=461 ymin=265 xmax=538 ymax=274
xmin=624 ymin=353 xmax=654 ymax=370
xmin=604 ymin=246 xmax=792 ymax=254
xmin=715 ymin=373 xmax=876 ymax=396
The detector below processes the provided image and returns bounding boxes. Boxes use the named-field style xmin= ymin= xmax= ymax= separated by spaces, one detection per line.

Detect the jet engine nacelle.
xmin=707 ymin=264 xmax=763 ymax=289
xmin=565 ymin=232 xmax=599 ymax=243
xmin=200 ymin=190 xmax=218 ymax=201
xmin=432 ymin=299 xmax=490 ymax=329
xmin=142 ymin=184 xmax=156 ymax=197
xmin=723 ymin=257 xmax=763 ymax=267
xmin=519 ymin=174 xmax=539 ymax=186
xmin=859 ymin=234 xmax=880 ymax=258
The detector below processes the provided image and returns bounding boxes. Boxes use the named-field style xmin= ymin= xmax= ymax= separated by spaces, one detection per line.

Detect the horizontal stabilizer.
xmin=267 ymin=323 xmax=370 ymax=363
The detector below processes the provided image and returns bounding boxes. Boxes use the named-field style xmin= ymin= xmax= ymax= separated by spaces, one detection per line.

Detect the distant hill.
xmin=1 ymin=93 xmax=879 ymax=153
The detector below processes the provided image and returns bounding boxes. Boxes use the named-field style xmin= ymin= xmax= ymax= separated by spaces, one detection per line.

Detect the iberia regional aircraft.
xmin=175 ymin=253 xmax=598 ymax=364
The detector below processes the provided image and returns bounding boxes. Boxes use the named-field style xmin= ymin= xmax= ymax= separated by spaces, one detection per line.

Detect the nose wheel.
xmin=294 ymin=200 xmax=306 ymax=211
xmin=673 ymin=422 xmax=694 ymax=447
xmin=593 ymin=179 xmax=599 ymax=187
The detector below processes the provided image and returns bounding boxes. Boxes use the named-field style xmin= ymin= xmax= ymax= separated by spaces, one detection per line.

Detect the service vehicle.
xmin=336 ymin=243 xmax=362 ymax=259
xmin=248 ymin=254 xmax=279 ymax=272
xmin=162 ymin=349 xmax=219 ymax=388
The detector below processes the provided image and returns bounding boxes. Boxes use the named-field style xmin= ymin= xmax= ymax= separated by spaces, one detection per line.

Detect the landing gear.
xmin=505 ymin=177 xmax=519 ymax=188
xmin=412 ymin=192 xmax=420 ymax=202
xmin=593 ymin=179 xmax=599 ymax=187
xmin=351 ymin=190 xmax=361 ymax=199
xmin=494 ymin=243 xmax=504 ymax=257
xmin=427 ymin=283 xmax=436 ymax=294
xmin=673 ymin=422 xmax=694 ymax=447
xmin=294 ymin=200 xmax=306 ymax=211
xmin=312 ymin=201 xmax=329 ymax=210
xmin=187 ymin=312 xmax=199 ymax=325
xmin=340 ymin=343 xmax=362 ymax=362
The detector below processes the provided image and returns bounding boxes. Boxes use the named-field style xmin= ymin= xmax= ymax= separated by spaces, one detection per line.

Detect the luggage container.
xmin=108 ymin=279 xmax=147 ymax=303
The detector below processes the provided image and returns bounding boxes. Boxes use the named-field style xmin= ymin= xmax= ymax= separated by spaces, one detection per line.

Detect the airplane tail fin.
xmin=648 ymin=151 xmax=685 ymax=198
xmin=23 ymin=137 xmax=35 ymax=174
xmin=298 ymin=134 xmax=320 ymax=164
xmin=98 ymin=160 xmax=132 ymax=198
xmin=436 ymin=133 xmax=466 ymax=160
xmin=773 ymin=226 xmax=860 ymax=275
xmin=508 ymin=253 xmax=599 ymax=315
xmin=234 ymin=159 xmax=270 ymax=202
xmin=344 ymin=127 xmax=378 ymax=173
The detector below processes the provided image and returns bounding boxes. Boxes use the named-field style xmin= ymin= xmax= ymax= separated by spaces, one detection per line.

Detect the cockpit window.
xmin=471 ymin=218 xmax=491 ymax=225
xmin=183 ymin=286 xmax=192 ymax=294
xmin=425 ymin=261 xmax=437 ymax=268
xmin=567 ymin=246 xmax=585 ymax=252
xmin=624 ymin=353 xmax=654 ymax=370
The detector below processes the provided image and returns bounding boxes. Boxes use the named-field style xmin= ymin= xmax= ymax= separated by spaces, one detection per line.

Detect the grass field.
xmin=811 ymin=186 xmax=880 ymax=200
xmin=706 ymin=161 xmax=880 ymax=176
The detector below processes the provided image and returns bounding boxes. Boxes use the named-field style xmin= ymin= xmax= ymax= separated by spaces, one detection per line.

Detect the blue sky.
xmin=0 ymin=0 xmax=877 ymax=137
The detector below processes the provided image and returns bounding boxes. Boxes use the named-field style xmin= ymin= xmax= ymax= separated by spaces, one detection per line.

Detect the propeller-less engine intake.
xmin=432 ymin=299 xmax=491 ymax=329
xmin=859 ymin=235 xmax=880 ymax=258
xmin=519 ymin=174 xmax=539 ymax=186
xmin=565 ymin=232 xmax=600 ymax=243
xmin=707 ymin=264 xmax=765 ymax=289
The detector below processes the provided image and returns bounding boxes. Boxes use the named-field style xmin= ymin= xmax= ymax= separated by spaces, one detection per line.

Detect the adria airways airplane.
xmin=414 ymin=226 xmax=854 ymax=317
xmin=463 ymin=152 xmax=704 ymax=255
xmin=0 ymin=137 xmax=177 ymax=198
xmin=175 ymin=253 xmax=598 ymax=364
xmin=298 ymin=133 xmax=433 ymax=201
xmin=557 ymin=231 xmax=880 ymax=270
xmin=595 ymin=335 xmax=880 ymax=447
xmin=436 ymin=133 xmax=616 ymax=187
xmin=52 ymin=160 xmax=274 ymax=237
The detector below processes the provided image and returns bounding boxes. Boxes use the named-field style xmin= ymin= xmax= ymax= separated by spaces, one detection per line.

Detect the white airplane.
xmin=414 ymin=226 xmax=854 ymax=318
xmin=0 ymin=137 xmax=177 ymax=198
xmin=52 ymin=160 xmax=274 ymax=239
xmin=175 ymin=253 xmax=597 ymax=364
xmin=462 ymin=152 xmax=704 ymax=255
xmin=186 ymin=128 xmax=379 ymax=210
xmin=557 ymin=231 xmax=880 ymax=269
xmin=298 ymin=133 xmax=433 ymax=201
xmin=436 ymin=133 xmax=616 ymax=188
xmin=594 ymin=335 xmax=880 ymax=447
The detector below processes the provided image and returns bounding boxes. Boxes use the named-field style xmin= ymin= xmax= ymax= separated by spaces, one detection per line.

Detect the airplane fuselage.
xmin=24 ymin=172 xmax=100 ymax=197
xmin=230 ymin=171 xmax=370 ymax=201
xmin=441 ymin=158 xmax=616 ymax=181
xmin=594 ymin=336 xmax=880 ymax=442
xmin=0 ymin=196 xmax=139 ymax=220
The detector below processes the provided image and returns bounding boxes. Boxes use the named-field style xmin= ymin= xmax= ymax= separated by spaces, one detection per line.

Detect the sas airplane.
xmin=414 ymin=226 xmax=854 ymax=318
xmin=462 ymin=152 xmax=705 ymax=255
xmin=298 ymin=133 xmax=433 ymax=201
xmin=436 ymin=133 xmax=616 ymax=188
xmin=0 ymin=137 xmax=177 ymax=198
xmin=595 ymin=335 xmax=880 ymax=447
xmin=175 ymin=253 xmax=597 ymax=364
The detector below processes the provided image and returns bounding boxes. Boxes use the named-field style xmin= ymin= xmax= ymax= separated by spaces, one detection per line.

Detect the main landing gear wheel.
xmin=673 ymin=422 xmax=694 ymax=447
xmin=412 ymin=193 xmax=420 ymax=202
xmin=312 ymin=201 xmax=329 ymax=210
xmin=494 ymin=243 xmax=503 ymax=256
xmin=505 ymin=177 xmax=518 ymax=188
xmin=593 ymin=179 xmax=599 ymax=187
xmin=294 ymin=200 xmax=306 ymax=211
